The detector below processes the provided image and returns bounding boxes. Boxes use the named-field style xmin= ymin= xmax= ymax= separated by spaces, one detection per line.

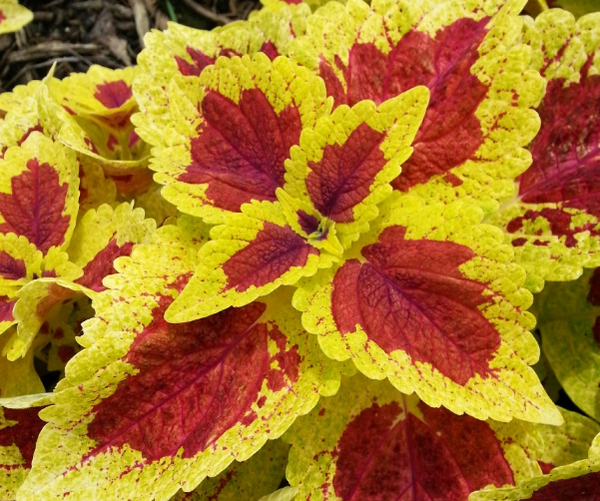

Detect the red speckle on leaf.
xmin=53 ymin=327 xmax=64 ymax=340
xmin=444 ymin=172 xmax=464 ymax=187
xmin=17 ymin=125 xmax=44 ymax=146
xmin=509 ymin=209 xmax=600 ymax=248
xmin=266 ymin=327 xmax=300 ymax=392
xmin=0 ymin=251 xmax=27 ymax=280
xmin=588 ymin=270 xmax=600 ymax=306
xmin=260 ymin=41 xmax=279 ymax=61
xmin=529 ymin=471 xmax=600 ymax=501
xmin=223 ymin=222 xmax=317 ymax=292
xmin=76 ymin=238 xmax=134 ymax=292
xmin=332 ymin=400 xmax=512 ymax=501
xmin=0 ymin=408 xmax=46 ymax=469
xmin=0 ymin=158 xmax=70 ymax=254
xmin=519 ymin=73 xmax=600 ymax=217
xmin=332 ymin=226 xmax=500 ymax=385
xmin=181 ymin=88 xmax=302 ymax=212
xmin=306 ymin=123 xmax=387 ymax=223
xmin=86 ymin=299 xmax=300 ymax=462
xmin=107 ymin=134 xmax=118 ymax=152
xmin=0 ymin=10 xmax=5 ymax=24
xmin=94 ymin=80 xmax=133 ymax=109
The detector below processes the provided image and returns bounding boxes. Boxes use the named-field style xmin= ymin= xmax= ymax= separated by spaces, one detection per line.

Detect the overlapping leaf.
xmin=169 ymin=439 xmax=289 ymax=500
xmin=295 ymin=195 xmax=561 ymax=424
xmin=49 ymin=66 xmax=154 ymax=196
xmin=470 ymin=432 xmax=600 ymax=500
xmin=133 ymin=1 xmax=310 ymax=149
xmin=136 ymin=53 xmax=332 ymax=223
xmin=285 ymin=374 xmax=598 ymax=501
xmin=489 ymin=10 xmax=600 ymax=291
xmin=0 ymin=406 xmax=46 ymax=500
xmin=18 ymin=218 xmax=342 ymax=501
xmin=0 ymin=0 xmax=32 ymax=35
xmin=166 ymin=87 xmax=428 ymax=321
xmin=289 ymin=0 xmax=544 ymax=213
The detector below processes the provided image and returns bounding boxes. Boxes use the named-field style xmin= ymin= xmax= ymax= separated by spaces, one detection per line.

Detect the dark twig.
xmin=179 ymin=0 xmax=231 ymax=25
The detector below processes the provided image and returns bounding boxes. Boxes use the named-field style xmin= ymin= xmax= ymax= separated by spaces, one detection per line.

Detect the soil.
xmin=0 ymin=0 xmax=261 ymax=93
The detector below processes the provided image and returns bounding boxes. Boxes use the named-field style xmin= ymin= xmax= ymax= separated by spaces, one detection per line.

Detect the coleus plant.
xmin=1 ymin=0 xmax=600 ymax=499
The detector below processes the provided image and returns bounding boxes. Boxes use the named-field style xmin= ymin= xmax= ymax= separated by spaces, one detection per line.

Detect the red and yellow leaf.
xmin=489 ymin=10 xmax=600 ymax=291
xmin=0 ymin=406 xmax=45 ymax=500
xmin=0 ymin=0 xmax=32 ymax=35
xmin=295 ymin=195 xmax=561 ymax=424
xmin=285 ymin=375 xmax=598 ymax=501
xmin=290 ymin=0 xmax=544 ymax=211
xmin=19 ymin=219 xmax=341 ymax=501
xmin=135 ymin=53 xmax=330 ymax=223
xmin=0 ymin=133 xmax=79 ymax=255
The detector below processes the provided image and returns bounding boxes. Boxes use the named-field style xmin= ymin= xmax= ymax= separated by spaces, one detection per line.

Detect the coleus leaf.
xmin=295 ymin=195 xmax=561 ymax=424
xmin=48 ymin=66 xmax=154 ymax=196
xmin=488 ymin=10 xmax=600 ymax=292
xmin=0 ymin=133 xmax=79 ymax=255
xmin=548 ymin=0 xmax=599 ymax=17
xmin=135 ymin=53 xmax=331 ymax=223
xmin=289 ymin=0 xmax=544 ymax=212
xmin=470 ymin=432 xmax=600 ymax=500
xmin=0 ymin=406 xmax=46 ymax=500
xmin=19 ymin=218 xmax=342 ymax=501
xmin=166 ymin=88 xmax=429 ymax=321
xmin=284 ymin=374 xmax=598 ymax=501
xmin=0 ymin=328 xmax=44 ymax=398
xmin=133 ymin=1 xmax=310 ymax=148
xmin=0 ymin=0 xmax=32 ymax=35
xmin=5 ymin=203 xmax=156 ymax=360
xmin=169 ymin=439 xmax=289 ymax=500
xmin=533 ymin=267 xmax=600 ymax=421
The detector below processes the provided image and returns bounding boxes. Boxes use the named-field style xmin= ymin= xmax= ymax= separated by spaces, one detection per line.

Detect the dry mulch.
xmin=0 ymin=0 xmax=261 ymax=93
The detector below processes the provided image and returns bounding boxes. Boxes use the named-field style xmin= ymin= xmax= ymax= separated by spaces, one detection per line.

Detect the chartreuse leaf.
xmin=290 ymin=0 xmax=544 ymax=213
xmin=47 ymin=66 xmax=154 ymax=196
xmin=488 ymin=9 xmax=600 ymax=292
xmin=0 ymin=133 xmax=79 ymax=255
xmin=533 ymin=268 xmax=600 ymax=421
xmin=282 ymin=87 xmax=429 ymax=249
xmin=169 ymin=439 xmax=289 ymax=500
xmin=284 ymin=374 xmax=597 ymax=501
xmin=470 ymin=432 xmax=600 ymax=500
xmin=167 ymin=88 xmax=428 ymax=323
xmin=133 ymin=0 xmax=309 ymax=147
xmin=167 ymin=201 xmax=327 ymax=323
xmin=0 ymin=406 xmax=46 ymax=500
xmin=0 ymin=0 xmax=32 ymax=35
xmin=6 ymin=203 xmax=156 ymax=361
xmin=18 ymin=219 xmax=341 ymax=501
xmin=295 ymin=194 xmax=561 ymax=424
xmin=135 ymin=53 xmax=331 ymax=224
xmin=259 ymin=487 xmax=298 ymax=501
xmin=67 ymin=203 xmax=156 ymax=292
xmin=0 ymin=328 xmax=44 ymax=397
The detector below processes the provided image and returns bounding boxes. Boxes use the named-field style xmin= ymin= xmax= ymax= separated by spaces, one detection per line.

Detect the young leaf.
xmin=534 ymin=268 xmax=600 ymax=421
xmin=0 ymin=328 xmax=44 ymax=397
xmin=470 ymin=432 xmax=600 ymax=500
xmin=167 ymin=88 xmax=428 ymax=322
xmin=0 ymin=0 xmax=32 ymax=35
xmin=290 ymin=0 xmax=544 ymax=211
xmin=295 ymin=195 xmax=562 ymax=424
xmin=0 ymin=133 xmax=79 ymax=255
xmin=169 ymin=439 xmax=289 ymax=500
xmin=488 ymin=10 xmax=600 ymax=292
xmin=19 ymin=220 xmax=341 ymax=501
xmin=0 ymin=406 xmax=46 ymax=500
xmin=284 ymin=375 xmax=596 ymax=501
xmin=135 ymin=53 xmax=331 ymax=224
